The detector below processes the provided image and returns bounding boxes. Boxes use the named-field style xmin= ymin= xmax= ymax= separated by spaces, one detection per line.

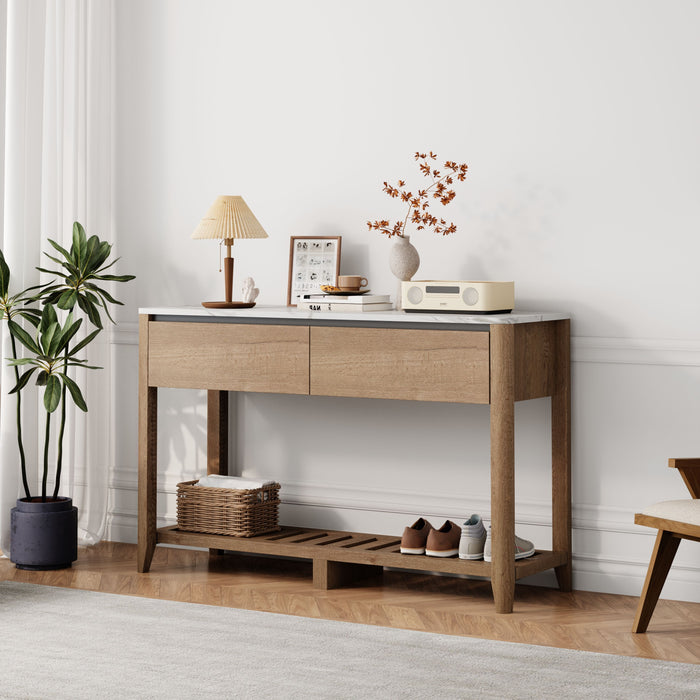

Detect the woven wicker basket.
xmin=176 ymin=479 xmax=281 ymax=537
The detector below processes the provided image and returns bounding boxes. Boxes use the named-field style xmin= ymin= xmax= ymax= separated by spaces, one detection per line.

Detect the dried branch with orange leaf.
xmin=367 ymin=151 xmax=468 ymax=238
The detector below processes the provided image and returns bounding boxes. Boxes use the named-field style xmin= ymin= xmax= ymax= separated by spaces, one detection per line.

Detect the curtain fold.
xmin=1 ymin=0 xmax=114 ymax=554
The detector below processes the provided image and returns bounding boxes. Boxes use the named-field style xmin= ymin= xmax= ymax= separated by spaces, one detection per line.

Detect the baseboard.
xmin=107 ymin=327 xmax=700 ymax=600
xmin=105 ymin=476 xmax=700 ymax=604
xmin=107 ymin=469 xmax=654 ymax=535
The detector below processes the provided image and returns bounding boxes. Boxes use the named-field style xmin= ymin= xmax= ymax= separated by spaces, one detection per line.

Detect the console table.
xmin=138 ymin=306 xmax=571 ymax=614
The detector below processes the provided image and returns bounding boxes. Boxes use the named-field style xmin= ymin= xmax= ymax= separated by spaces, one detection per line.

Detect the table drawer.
xmin=310 ymin=327 xmax=489 ymax=403
xmin=148 ymin=322 xmax=309 ymax=394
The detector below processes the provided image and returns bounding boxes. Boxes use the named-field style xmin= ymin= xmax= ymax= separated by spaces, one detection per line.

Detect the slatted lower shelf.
xmin=157 ymin=525 xmax=567 ymax=589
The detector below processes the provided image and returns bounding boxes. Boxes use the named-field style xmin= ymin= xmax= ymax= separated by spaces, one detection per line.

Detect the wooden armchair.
xmin=632 ymin=458 xmax=700 ymax=633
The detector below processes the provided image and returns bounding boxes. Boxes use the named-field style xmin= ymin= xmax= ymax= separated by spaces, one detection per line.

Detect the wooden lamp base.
xmin=201 ymin=247 xmax=255 ymax=309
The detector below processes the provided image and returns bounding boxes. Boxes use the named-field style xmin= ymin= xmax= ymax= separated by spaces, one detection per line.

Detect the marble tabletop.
xmin=139 ymin=305 xmax=569 ymax=325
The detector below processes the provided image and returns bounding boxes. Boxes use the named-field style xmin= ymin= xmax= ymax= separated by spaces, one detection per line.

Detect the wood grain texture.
xmin=310 ymin=326 xmax=489 ymax=403
xmin=633 ymin=456 xmax=700 ymax=632
xmin=313 ymin=560 xmax=383 ymax=589
xmin=633 ymin=530 xmax=682 ymax=633
xmin=513 ymin=322 xmax=557 ymax=401
xmin=148 ymin=322 xmax=309 ymax=394
xmin=552 ymin=319 xmax=572 ymax=591
xmin=139 ymin=316 xmax=571 ymax=614
xmin=137 ymin=315 xmax=157 ymax=573
xmin=207 ymin=390 xmax=230 ymax=556
xmin=489 ymin=324 xmax=516 ymax=613
xmin=3 ymin=542 xmax=699 ymax=664
xmin=155 ymin=525 xmax=565 ymax=581
xmin=669 ymin=458 xmax=700 ymax=499
xmin=635 ymin=514 xmax=700 ymax=542
xmin=207 ymin=391 xmax=228 ymax=476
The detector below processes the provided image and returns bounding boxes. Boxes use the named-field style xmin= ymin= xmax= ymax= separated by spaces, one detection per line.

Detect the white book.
xmin=301 ymin=293 xmax=391 ymax=304
xmin=297 ymin=301 xmax=394 ymax=312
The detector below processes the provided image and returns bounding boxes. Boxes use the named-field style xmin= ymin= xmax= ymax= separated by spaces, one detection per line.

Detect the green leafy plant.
xmin=0 ymin=222 xmax=134 ymax=501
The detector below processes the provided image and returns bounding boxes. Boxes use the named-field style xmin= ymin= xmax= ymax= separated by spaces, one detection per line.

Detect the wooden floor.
xmin=2 ymin=541 xmax=699 ymax=665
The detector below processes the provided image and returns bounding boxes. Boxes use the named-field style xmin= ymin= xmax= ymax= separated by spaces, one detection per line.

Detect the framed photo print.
xmin=287 ymin=236 xmax=342 ymax=305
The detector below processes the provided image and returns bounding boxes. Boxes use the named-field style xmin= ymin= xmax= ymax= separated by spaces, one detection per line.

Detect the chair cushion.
xmin=640 ymin=499 xmax=700 ymax=526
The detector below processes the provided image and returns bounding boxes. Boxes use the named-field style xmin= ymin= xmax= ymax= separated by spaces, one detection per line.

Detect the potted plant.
xmin=367 ymin=151 xmax=469 ymax=307
xmin=0 ymin=222 xmax=134 ymax=569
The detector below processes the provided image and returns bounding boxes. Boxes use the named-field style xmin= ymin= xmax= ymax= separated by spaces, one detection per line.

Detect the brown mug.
xmin=337 ymin=275 xmax=368 ymax=291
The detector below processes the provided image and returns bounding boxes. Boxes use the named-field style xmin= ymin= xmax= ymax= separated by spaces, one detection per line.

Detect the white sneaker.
xmin=459 ymin=514 xmax=487 ymax=560
xmin=483 ymin=526 xmax=535 ymax=562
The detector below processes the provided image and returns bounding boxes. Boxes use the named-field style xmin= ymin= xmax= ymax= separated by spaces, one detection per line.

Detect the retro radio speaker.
xmin=401 ymin=280 xmax=514 ymax=314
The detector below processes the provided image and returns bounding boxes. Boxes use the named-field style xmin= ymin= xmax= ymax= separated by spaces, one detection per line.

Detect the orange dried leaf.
xmin=371 ymin=150 xmax=467 ymax=239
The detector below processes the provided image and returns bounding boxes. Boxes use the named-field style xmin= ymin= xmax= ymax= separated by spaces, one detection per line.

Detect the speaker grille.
xmin=462 ymin=287 xmax=479 ymax=306
xmin=406 ymin=286 xmax=423 ymax=305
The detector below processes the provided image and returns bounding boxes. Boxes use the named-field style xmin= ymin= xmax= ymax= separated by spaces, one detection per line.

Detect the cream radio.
xmin=401 ymin=280 xmax=514 ymax=314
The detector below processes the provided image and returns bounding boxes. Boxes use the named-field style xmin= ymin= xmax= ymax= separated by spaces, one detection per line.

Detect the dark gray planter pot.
xmin=10 ymin=497 xmax=78 ymax=570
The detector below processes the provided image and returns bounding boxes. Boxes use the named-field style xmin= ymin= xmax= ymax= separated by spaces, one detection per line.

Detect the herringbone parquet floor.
xmin=2 ymin=541 xmax=699 ymax=664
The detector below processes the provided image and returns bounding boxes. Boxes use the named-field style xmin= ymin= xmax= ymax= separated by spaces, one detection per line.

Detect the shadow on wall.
xmin=157 ymin=389 xmax=209 ymax=482
xmin=336 ymin=239 xmax=371 ymax=282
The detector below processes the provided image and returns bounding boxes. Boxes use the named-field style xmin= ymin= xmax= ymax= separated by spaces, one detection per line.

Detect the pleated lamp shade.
xmin=193 ymin=196 xmax=268 ymax=308
xmin=192 ymin=196 xmax=269 ymax=242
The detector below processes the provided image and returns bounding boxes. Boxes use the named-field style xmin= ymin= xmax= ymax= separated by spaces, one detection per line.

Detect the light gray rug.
xmin=0 ymin=581 xmax=697 ymax=699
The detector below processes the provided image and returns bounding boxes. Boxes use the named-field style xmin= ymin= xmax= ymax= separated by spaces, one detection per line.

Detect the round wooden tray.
xmin=201 ymin=301 xmax=256 ymax=309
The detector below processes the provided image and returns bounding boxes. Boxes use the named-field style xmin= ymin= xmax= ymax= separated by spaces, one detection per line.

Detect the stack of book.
xmin=297 ymin=293 xmax=393 ymax=312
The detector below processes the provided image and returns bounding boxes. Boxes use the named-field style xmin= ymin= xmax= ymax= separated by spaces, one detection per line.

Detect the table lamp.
xmin=192 ymin=195 xmax=268 ymax=308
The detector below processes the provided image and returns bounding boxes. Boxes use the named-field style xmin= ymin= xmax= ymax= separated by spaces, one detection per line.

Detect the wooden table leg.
xmin=138 ymin=315 xmax=157 ymax=573
xmin=207 ymin=390 xmax=229 ymax=557
xmin=207 ymin=390 xmax=229 ymax=476
xmin=490 ymin=325 xmax=516 ymax=613
xmin=552 ymin=319 xmax=572 ymax=591
xmin=313 ymin=560 xmax=383 ymax=589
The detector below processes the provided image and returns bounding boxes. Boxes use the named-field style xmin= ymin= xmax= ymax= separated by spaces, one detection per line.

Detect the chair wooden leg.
xmin=632 ymin=530 xmax=681 ymax=633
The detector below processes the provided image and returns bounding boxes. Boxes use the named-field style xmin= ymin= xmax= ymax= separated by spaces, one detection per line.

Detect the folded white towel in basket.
xmin=195 ymin=475 xmax=277 ymax=490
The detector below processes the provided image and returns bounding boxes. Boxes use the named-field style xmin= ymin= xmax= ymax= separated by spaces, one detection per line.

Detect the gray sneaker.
xmin=459 ymin=514 xmax=487 ymax=560
xmin=483 ymin=526 xmax=535 ymax=562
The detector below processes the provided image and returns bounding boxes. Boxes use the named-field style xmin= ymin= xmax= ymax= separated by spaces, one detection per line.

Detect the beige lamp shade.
xmin=192 ymin=195 xmax=268 ymax=242
xmin=192 ymin=196 xmax=267 ymax=309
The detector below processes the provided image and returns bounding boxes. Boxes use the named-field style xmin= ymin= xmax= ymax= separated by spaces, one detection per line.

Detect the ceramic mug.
xmin=337 ymin=275 xmax=368 ymax=291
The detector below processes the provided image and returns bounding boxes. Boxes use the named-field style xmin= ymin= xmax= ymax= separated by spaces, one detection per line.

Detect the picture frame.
xmin=287 ymin=236 xmax=342 ymax=306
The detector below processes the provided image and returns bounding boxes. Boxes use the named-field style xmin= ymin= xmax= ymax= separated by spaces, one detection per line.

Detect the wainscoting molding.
xmin=110 ymin=323 xmax=139 ymax=346
xmin=108 ymin=468 xmax=640 ymax=534
xmin=112 ymin=323 xmax=700 ymax=367
xmin=572 ymin=336 xmax=700 ymax=366
xmin=105 ymin=470 xmax=700 ymax=601
xmin=107 ymin=328 xmax=700 ymax=601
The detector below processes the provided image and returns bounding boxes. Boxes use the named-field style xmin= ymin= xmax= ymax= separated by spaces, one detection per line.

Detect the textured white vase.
xmin=389 ymin=235 xmax=420 ymax=280
xmin=389 ymin=235 xmax=420 ymax=309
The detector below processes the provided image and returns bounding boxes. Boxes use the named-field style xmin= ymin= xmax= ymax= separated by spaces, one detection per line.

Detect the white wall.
xmin=110 ymin=0 xmax=700 ymax=601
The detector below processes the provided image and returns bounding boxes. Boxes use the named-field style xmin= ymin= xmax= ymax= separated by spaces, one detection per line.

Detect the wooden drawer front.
xmin=310 ymin=327 xmax=489 ymax=403
xmin=148 ymin=322 xmax=309 ymax=394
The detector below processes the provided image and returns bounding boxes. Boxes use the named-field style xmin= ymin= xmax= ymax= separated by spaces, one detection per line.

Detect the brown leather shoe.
xmin=400 ymin=518 xmax=434 ymax=554
xmin=425 ymin=520 xmax=461 ymax=557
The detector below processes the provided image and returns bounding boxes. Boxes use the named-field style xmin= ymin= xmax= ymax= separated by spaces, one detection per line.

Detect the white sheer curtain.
xmin=1 ymin=0 xmax=114 ymax=553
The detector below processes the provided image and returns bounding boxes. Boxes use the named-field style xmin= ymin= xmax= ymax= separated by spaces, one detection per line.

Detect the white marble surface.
xmin=139 ymin=305 xmax=569 ymax=325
